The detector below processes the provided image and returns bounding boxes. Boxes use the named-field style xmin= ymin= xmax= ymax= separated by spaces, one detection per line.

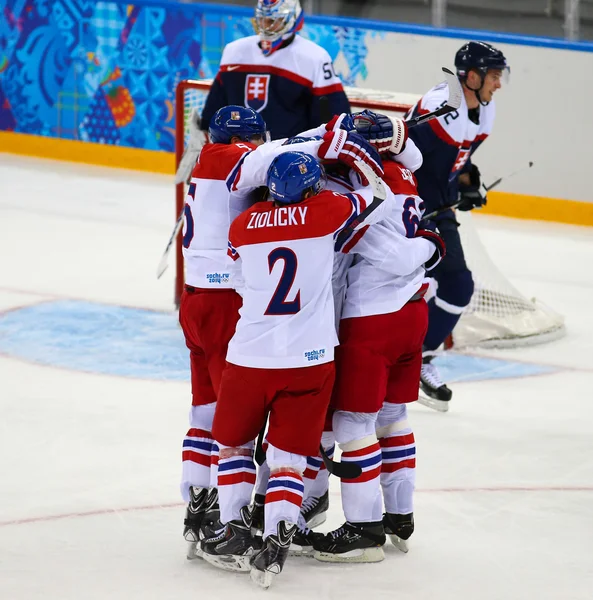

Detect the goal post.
xmin=174 ymin=79 xmax=565 ymax=349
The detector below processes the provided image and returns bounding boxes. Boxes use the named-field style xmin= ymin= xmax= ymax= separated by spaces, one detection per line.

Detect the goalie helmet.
xmin=267 ymin=151 xmax=326 ymax=205
xmin=208 ymin=105 xmax=269 ymax=144
xmin=255 ymin=0 xmax=304 ymax=56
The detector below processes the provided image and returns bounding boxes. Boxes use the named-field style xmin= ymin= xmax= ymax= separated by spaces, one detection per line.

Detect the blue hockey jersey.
xmin=201 ymin=35 xmax=350 ymax=140
xmin=407 ymin=82 xmax=495 ymax=217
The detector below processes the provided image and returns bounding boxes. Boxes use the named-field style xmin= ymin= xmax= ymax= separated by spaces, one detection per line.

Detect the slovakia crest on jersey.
xmin=245 ymin=74 xmax=270 ymax=112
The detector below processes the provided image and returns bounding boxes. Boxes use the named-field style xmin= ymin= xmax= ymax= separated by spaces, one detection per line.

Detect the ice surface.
xmin=1 ymin=156 xmax=592 ymax=600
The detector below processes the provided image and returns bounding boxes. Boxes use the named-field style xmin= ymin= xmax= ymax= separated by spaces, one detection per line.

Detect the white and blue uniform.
xmin=201 ymin=35 xmax=350 ymax=140
xmin=407 ymin=82 xmax=496 ymax=353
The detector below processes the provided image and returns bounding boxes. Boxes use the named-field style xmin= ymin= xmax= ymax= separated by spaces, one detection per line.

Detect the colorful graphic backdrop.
xmin=0 ymin=0 xmax=372 ymax=152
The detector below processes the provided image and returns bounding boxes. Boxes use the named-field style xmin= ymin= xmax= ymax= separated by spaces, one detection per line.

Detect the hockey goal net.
xmin=174 ymin=79 xmax=565 ymax=349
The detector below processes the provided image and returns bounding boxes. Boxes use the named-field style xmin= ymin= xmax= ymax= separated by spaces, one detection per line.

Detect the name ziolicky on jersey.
xmin=247 ymin=206 xmax=308 ymax=229
xmin=304 ymin=348 xmax=326 ymax=362
xmin=206 ymin=272 xmax=231 ymax=284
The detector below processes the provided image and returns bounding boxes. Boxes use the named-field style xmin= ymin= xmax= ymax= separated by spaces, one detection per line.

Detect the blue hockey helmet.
xmin=455 ymin=41 xmax=509 ymax=81
xmin=255 ymin=0 xmax=304 ymax=56
xmin=208 ymin=105 xmax=269 ymax=144
xmin=267 ymin=151 xmax=326 ymax=205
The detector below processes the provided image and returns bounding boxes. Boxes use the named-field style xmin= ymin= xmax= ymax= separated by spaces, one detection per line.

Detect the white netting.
xmin=177 ymin=79 xmax=565 ymax=348
xmin=452 ymin=211 xmax=565 ymax=348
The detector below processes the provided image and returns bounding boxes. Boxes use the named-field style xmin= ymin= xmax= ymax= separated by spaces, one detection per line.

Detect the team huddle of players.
xmin=177 ymin=0 xmax=509 ymax=590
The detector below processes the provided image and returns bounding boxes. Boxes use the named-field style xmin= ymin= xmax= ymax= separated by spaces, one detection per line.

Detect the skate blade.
xmin=314 ymin=546 xmax=384 ymax=564
xmin=288 ymin=543 xmax=316 ymax=557
xmin=306 ymin=511 xmax=327 ymax=530
xmin=186 ymin=540 xmax=203 ymax=560
xmin=250 ymin=566 xmax=277 ymax=589
xmin=388 ymin=534 xmax=409 ymax=553
xmin=202 ymin=549 xmax=253 ymax=573
xmin=417 ymin=394 xmax=449 ymax=412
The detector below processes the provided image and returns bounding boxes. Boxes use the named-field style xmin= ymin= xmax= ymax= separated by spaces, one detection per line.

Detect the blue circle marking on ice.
xmin=0 ymin=300 xmax=189 ymax=380
xmin=0 ymin=300 xmax=557 ymax=382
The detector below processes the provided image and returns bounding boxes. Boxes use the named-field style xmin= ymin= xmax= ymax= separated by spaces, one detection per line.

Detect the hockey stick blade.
xmin=406 ymin=67 xmax=462 ymax=129
xmin=354 ymin=160 xmax=386 ymax=201
xmin=156 ymin=211 xmax=184 ymax=278
xmin=320 ymin=445 xmax=362 ymax=479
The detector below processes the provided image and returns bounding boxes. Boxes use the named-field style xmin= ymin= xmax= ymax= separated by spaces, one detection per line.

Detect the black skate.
xmin=289 ymin=526 xmax=325 ymax=557
xmin=301 ymin=489 xmax=329 ymax=529
xmin=314 ymin=522 xmax=386 ymax=563
xmin=419 ymin=355 xmax=452 ymax=412
xmin=183 ymin=486 xmax=208 ymax=560
xmin=250 ymin=520 xmax=297 ymax=589
xmin=250 ymin=493 xmax=265 ymax=535
xmin=201 ymin=506 xmax=259 ymax=572
xmin=383 ymin=512 xmax=414 ymax=553
xmin=200 ymin=487 xmax=221 ymax=539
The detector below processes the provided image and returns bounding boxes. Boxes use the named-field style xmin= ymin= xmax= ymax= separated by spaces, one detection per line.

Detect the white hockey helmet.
xmin=255 ymin=0 xmax=304 ymax=56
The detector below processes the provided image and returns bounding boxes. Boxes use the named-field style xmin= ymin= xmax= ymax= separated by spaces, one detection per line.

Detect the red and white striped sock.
xmin=217 ymin=445 xmax=256 ymax=524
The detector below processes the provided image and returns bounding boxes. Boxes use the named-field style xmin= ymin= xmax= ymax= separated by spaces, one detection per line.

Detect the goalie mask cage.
xmin=174 ymin=79 xmax=565 ymax=349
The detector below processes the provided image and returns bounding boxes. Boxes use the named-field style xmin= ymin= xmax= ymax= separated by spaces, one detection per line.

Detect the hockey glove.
xmin=457 ymin=189 xmax=487 ymax=212
xmin=457 ymin=163 xmax=486 ymax=211
xmin=318 ymin=130 xmax=384 ymax=185
xmin=352 ymin=110 xmax=408 ymax=155
xmin=325 ymin=113 xmax=355 ymax=133
xmin=415 ymin=228 xmax=446 ymax=271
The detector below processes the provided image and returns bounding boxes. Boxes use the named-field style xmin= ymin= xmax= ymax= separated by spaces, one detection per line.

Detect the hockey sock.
xmin=181 ymin=403 xmax=217 ymax=502
xmin=423 ymin=297 xmax=464 ymax=351
xmin=376 ymin=404 xmax=416 ymax=515
xmin=209 ymin=442 xmax=219 ymax=488
xmin=254 ymin=457 xmax=271 ymax=497
xmin=264 ymin=444 xmax=306 ymax=540
xmin=217 ymin=444 xmax=256 ymax=525
xmin=308 ymin=431 xmax=335 ymax=499
xmin=334 ymin=411 xmax=382 ymax=523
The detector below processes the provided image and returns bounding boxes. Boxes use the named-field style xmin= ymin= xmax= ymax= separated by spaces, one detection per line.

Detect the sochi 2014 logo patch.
xmin=245 ymin=74 xmax=270 ymax=112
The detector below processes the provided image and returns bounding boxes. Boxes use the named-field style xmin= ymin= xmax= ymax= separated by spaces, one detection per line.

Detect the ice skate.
xmin=383 ymin=512 xmax=414 ymax=553
xmin=201 ymin=506 xmax=259 ymax=572
xmin=183 ymin=486 xmax=208 ymax=560
xmin=200 ymin=487 xmax=221 ymax=539
xmin=301 ymin=489 xmax=329 ymax=529
xmin=314 ymin=521 xmax=386 ymax=563
xmin=250 ymin=520 xmax=297 ymax=589
xmin=289 ymin=515 xmax=324 ymax=557
xmin=419 ymin=358 xmax=452 ymax=412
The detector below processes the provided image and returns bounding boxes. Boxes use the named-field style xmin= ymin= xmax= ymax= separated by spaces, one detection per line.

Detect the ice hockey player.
xmin=200 ymin=0 xmax=350 ymax=141
xmin=407 ymin=41 xmax=509 ymax=410
xmin=199 ymin=148 xmax=389 ymax=588
xmin=292 ymin=111 xmax=446 ymax=562
xmin=179 ymin=105 xmax=383 ymax=560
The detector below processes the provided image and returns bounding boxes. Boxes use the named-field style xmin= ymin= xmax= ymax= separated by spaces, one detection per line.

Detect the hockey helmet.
xmin=455 ymin=41 xmax=509 ymax=81
xmin=267 ymin=151 xmax=326 ymax=204
xmin=208 ymin=105 xmax=269 ymax=145
xmin=255 ymin=0 xmax=304 ymax=56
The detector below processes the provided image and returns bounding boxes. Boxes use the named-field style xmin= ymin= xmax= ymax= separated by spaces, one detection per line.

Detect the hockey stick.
xmin=421 ymin=161 xmax=535 ymax=221
xmin=319 ymin=444 xmax=362 ymax=479
xmin=156 ymin=209 xmax=184 ymax=278
xmin=405 ymin=67 xmax=463 ymax=129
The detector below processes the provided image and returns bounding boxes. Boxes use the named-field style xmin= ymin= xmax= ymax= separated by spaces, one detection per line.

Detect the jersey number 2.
xmin=265 ymin=247 xmax=301 ymax=315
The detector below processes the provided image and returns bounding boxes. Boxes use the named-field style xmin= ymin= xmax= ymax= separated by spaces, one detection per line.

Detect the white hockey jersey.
xmin=326 ymin=162 xmax=435 ymax=321
xmin=226 ymin=183 xmax=389 ymax=369
xmin=408 ymin=81 xmax=496 ymax=211
xmin=183 ymin=137 xmax=326 ymax=289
